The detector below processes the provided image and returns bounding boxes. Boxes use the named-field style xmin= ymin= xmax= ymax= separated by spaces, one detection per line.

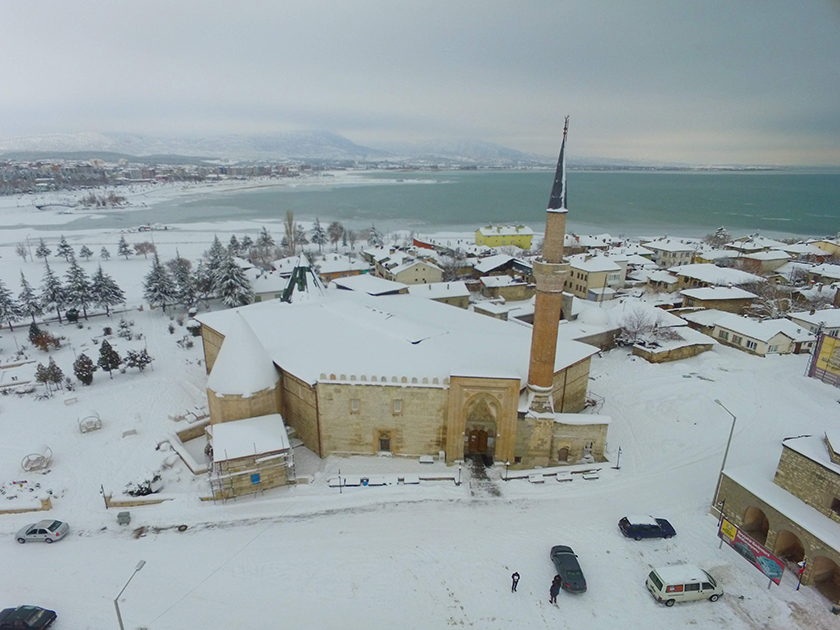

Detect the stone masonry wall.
xmin=774 ymin=445 xmax=840 ymax=523
xmin=551 ymin=357 xmax=591 ymax=412
xmin=200 ymin=324 xmax=225 ymax=374
xmin=281 ymin=371 xmax=320 ymax=456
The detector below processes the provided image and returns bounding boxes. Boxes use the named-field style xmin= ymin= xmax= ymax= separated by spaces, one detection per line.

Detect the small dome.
xmin=207 ymin=314 xmax=279 ymax=397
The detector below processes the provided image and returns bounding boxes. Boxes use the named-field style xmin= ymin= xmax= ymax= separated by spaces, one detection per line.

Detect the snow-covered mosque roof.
xmin=206 ymin=314 xmax=280 ymax=396
xmin=197 ymin=289 xmax=599 ymax=387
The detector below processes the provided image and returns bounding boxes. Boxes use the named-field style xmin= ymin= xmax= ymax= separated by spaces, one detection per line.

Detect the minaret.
xmin=527 ymin=117 xmax=571 ymax=415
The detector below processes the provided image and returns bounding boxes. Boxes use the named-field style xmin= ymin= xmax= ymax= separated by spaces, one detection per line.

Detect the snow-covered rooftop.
xmin=207 ymin=314 xmax=280 ymax=396
xmin=647 ymin=271 xmax=679 ymax=285
xmin=643 ymin=238 xmax=696 ymax=253
xmin=743 ymin=250 xmax=790 ymax=261
xmin=775 ymin=243 xmax=831 ymax=258
xmin=480 ymin=275 xmax=525 ymax=288
xmin=391 ymin=260 xmax=442 ymax=276
xmin=634 ymin=326 xmax=718 ymax=354
xmin=331 ymin=274 xmax=407 ymax=295
xmin=477 ymin=225 xmax=533 ymax=237
xmin=197 ymin=290 xmax=599 ymax=387
xmin=568 ymin=254 xmax=621 ymax=273
xmin=726 ymin=236 xmax=788 ymax=251
xmin=474 ymin=254 xmax=514 ymax=274
xmin=696 ymin=249 xmax=739 ymax=261
xmin=211 ymin=413 xmax=290 ymax=462
xmin=680 ymin=308 xmax=730 ymax=328
xmin=810 ymin=263 xmax=840 ymax=280
xmin=316 ymin=253 xmax=370 ymax=275
xmin=788 ymin=307 xmax=840 ymax=328
xmin=680 ymin=287 xmax=758 ymax=301
xmin=605 ymin=299 xmax=687 ymax=329
xmin=668 ymin=263 xmax=763 ymax=286
xmin=713 ymin=313 xmax=815 ymax=344
xmin=407 ymin=281 xmax=470 ymax=299
xmin=246 ymin=269 xmax=288 ymax=295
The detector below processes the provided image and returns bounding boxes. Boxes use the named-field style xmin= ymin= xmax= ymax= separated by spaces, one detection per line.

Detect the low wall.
xmin=0 ymin=497 xmax=52 ymax=515
xmin=632 ymin=343 xmax=713 ymax=363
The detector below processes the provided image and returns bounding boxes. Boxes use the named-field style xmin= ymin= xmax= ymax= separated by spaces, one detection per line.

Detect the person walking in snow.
xmin=511 ymin=572 xmax=520 ymax=592
xmin=549 ymin=575 xmax=561 ymax=604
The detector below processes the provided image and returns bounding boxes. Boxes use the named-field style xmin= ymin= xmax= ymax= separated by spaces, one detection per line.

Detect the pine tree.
xmin=168 ymin=252 xmax=197 ymax=308
xmin=228 ymin=235 xmax=240 ymax=255
xmin=295 ymin=224 xmax=308 ymax=246
xmin=65 ymin=259 xmax=93 ymax=319
xmin=125 ymin=348 xmax=153 ymax=372
xmin=194 ymin=260 xmax=214 ymax=305
xmin=39 ymin=261 xmax=66 ymax=323
xmin=97 ymin=339 xmax=122 ymax=378
xmin=0 ymin=278 xmax=20 ymax=331
xmin=100 ymin=246 xmax=111 ymax=260
xmin=91 ymin=265 xmax=125 ymax=316
xmin=35 ymin=362 xmax=52 ymax=395
xmin=142 ymin=254 xmax=177 ymax=312
xmin=18 ymin=273 xmax=42 ymax=324
xmin=46 ymin=357 xmax=64 ymax=388
xmin=240 ymin=235 xmax=254 ymax=254
xmin=56 ymin=235 xmax=74 ymax=262
xmin=214 ymin=252 xmax=254 ymax=307
xmin=311 ymin=218 xmax=327 ymax=253
xmin=257 ymin=226 xmax=275 ymax=251
xmin=368 ymin=224 xmax=383 ymax=246
xmin=35 ymin=239 xmax=51 ymax=260
xmin=117 ymin=236 xmax=132 ymax=260
xmin=73 ymin=353 xmax=96 ymax=385
xmin=79 ymin=245 xmax=94 ymax=261
xmin=206 ymin=235 xmax=226 ymax=281
xmin=29 ymin=322 xmax=43 ymax=344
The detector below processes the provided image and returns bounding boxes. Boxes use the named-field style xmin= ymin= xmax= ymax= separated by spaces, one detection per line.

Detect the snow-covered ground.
xmin=0 ymin=206 xmax=837 ymax=629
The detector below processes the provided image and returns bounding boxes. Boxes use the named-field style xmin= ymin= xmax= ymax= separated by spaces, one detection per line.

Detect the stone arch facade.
xmin=813 ymin=556 xmax=840 ymax=603
xmin=742 ymin=506 xmax=770 ymax=545
xmin=464 ymin=394 xmax=499 ymax=459
xmin=774 ymin=529 xmax=806 ymax=563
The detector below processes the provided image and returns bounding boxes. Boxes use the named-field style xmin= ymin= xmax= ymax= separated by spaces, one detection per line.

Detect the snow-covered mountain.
xmin=372 ymin=139 xmax=552 ymax=165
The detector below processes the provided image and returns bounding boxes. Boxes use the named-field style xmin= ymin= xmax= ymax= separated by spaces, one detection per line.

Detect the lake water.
xmin=56 ymin=169 xmax=840 ymax=238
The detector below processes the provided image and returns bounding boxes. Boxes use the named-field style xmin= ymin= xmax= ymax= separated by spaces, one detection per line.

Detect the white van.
xmin=646 ymin=564 xmax=723 ymax=607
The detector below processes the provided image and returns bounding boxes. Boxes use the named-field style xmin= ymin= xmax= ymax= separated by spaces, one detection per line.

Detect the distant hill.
xmin=372 ymin=139 xmax=553 ymax=165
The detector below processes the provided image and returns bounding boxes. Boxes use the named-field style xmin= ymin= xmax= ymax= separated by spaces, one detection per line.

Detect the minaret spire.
xmin=547 ymin=116 xmax=569 ymax=211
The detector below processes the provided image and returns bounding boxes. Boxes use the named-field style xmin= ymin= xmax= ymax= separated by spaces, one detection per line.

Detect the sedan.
xmin=16 ymin=520 xmax=69 ymax=544
xmin=618 ymin=515 xmax=676 ymax=540
xmin=0 ymin=606 xmax=57 ymax=629
xmin=550 ymin=545 xmax=587 ymax=593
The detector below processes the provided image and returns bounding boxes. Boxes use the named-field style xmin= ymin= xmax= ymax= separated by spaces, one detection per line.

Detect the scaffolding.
xmin=209 ymin=446 xmax=295 ymax=503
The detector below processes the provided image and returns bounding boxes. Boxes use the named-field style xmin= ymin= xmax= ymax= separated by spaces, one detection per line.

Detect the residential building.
xmin=386 ymin=260 xmax=444 ymax=285
xmin=680 ymin=287 xmax=758 ymax=314
xmin=710 ymin=313 xmax=816 ymax=356
xmin=808 ymin=264 xmax=840 ymax=286
xmin=475 ymin=224 xmax=534 ymax=250
xmin=407 ymin=281 xmax=470 ymax=309
xmin=479 ymin=275 xmax=534 ymax=301
xmin=642 ymin=238 xmax=696 ymax=267
xmin=669 ymin=263 xmax=764 ymax=290
xmin=739 ymin=250 xmax=790 ymax=275
xmin=565 ymin=254 xmax=623 ymax=302
xmin=788 ymin=308 xmax=840 ymax=338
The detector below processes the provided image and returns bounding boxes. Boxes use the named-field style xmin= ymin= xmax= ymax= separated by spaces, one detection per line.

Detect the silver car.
xmin=16 ymin=520 xmax=69 ymax=544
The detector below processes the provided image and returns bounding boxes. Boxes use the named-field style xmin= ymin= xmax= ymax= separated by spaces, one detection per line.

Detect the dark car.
xmin=618 ymin=515 xmax=676 ymax=540
xmin=550 ymin=545 xmax=587 ymax=593
xmin=0 ymin=606 xmax=56 ymax=630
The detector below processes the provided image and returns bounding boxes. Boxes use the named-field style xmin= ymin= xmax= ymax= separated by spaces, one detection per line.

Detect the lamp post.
xmin=114 ymin=560 xmax=146 ymax=630
xmin=712 ymin=399 xmax=737 ymax=511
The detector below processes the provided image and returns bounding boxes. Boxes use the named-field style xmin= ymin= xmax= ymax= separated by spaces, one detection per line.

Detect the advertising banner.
xmin=809 ymin=334 xmax=840 ymax=388
xmin=718 ymin=518 xmax=785 ymax=585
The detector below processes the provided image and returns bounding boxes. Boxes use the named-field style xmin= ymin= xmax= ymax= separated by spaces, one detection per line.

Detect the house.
xmin=768 ymin=261 xmax=813 ymax=285
xmin=315 ymin=253 xmax=370 ymax=283
xmin=710 ymin=313 xmax=816 ymax=356
xmin=669 ymin=263 xmax=764 ymax=290
xmin=807 ymin=264 xmax=840 ymax=286
xmin=680 ymin=308 xmax=730 ymax=335
xmin=631 ymin=326 xmax=717 ymax=363
xmin=774 ymin=243 xmax=832 ymax=263
xmin=472 ymin=254 xmax=533 ymax=281
xmin=645 ymin=270 xmax=680 ymax=293
xmin=474 ymin=224 xmax=534 ymax=250
xmin=407 ymin=281 xmax=470 ymax=309
xmin=479 ymin=275 xmax=534 ymax=301
xmin=787 ymin=308 xmax=840 ymax=338
xmin=811 ymin=238 xmax=840 ymax=259
xmin=331 ymin=274 xmax=408 ymax=296
xmin=680 ymin=287 xmax=758 ymax=314
xmin=385 ymin=260 xmax=443 ymax=285
xmin=565 ymin=254 xmax=623 ymax=302
xmin=246 ymin=269 xmax=288 ymax=303
xmin=725 ymin=235 xmax=788 ymax=254
xmin=694 ymin=249 xmax=740 ymax=265
xmin=641 ymin=238 xmax=696 ymax=268
xmin=716 ymin=434 xmax=840 ymax=602
xmin=740 ymin=250 xmax=790 ymax=275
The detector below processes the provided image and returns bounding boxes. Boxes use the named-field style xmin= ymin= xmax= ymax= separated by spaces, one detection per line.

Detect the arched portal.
xmin=557 ymin=447 xmax=570 ymax=462
xmin=464 ymin=395 xmax=498 ymax=462
xmin=813 ymin=557 xmax=840 ymax=603
xmin=774 ymin=530 xmax=805 ymax=563
xmin=742 ymin=506 xmax=770 ymax=546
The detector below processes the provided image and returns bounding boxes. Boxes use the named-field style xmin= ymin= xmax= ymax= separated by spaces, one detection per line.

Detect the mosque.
xmin=195 ymin=121 xmax=610 ymax=495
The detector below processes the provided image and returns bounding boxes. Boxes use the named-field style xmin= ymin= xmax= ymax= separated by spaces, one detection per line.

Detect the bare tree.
xmin=743 ymin=281 xmax=794 ymax=319
xmin=702 ymin=227 xmax=731 ymax=248
xmin=347 ymin=230 xmax=358 ymax=250
xmin=15 ymin=243 xmax=29 ymax=262
xmin=284 ymin=210 xmax=297 ymax=257
xmin=327 ymin=221 xmax=345 ymax=252
xmin=134 ymin=242 xmax=157 ymax=259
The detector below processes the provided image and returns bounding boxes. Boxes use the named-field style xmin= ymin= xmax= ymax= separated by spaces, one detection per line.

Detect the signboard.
xmin=250 ymin=473 xmax=260 ymax=485
xmin=718 ymin=518 xmax=785 ymax=585
xmin=809 ymin=334 xmax=840 ymax=388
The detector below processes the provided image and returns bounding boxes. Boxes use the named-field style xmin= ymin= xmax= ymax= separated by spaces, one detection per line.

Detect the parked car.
xmin=550 ymin=545 xmax=587 ymax=593
xmin=0 ymin=606 xmax=57 ymax=629
xmin=646 ymin=565 xmax=723 ymax=607
xmin=619 ymin=515 xmax=676 ymax=540
xmin=15 ymin=520 xmax=69 ymax=544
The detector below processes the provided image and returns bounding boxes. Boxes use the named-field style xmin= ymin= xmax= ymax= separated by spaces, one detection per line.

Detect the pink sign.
xmin=718 ymin=518 xmax=785 ymax=585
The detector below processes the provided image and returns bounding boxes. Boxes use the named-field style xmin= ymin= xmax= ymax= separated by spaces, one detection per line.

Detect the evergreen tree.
xmin=311 ymin=218 xmax=327 ymax=253
xmin=117 ymin=235 xmax=132 ymax=260
xmin=46 ymin=357 xmax=64 ymax=387
xmin=194 ymin=260 xmax=214 ymax=305
xmin=35 ymin=362 xmax=52 ymax=395
xmin=142 ymin=254 xmax=177 ymax=312
xmin=100 ymin=246 xmax=111 ymax=260
xmin=368 ymin=224 xmax=383 ymax=246
xmin=206 ymin=235 xmax=226 ymax=281
xmin=295 ymin=224 xmax=308 ymax=246
xmin=91 ymin=265 xmax=125 ymax=316
xmin=73 ymin=353 xmax=96 ymax=385
xmin=35 ymin=238 xmax=51 ymax=260
xmin=18 ymin=273 xmax=43 ymax=324
xmin=0 ymin=278 xmax=20 ymax=331
xmin=168 ymin=252 xmax=197 ymax=307
xmin=56 ymin=235 xmax=74 ymax=262
xmin=97 ymin=339 xmax=122 ymax=378
xmin=65 ymin=259 xmax=93 ymax=319
xmin=214 ymin=252 xmax=254 ymax=308
xmin=228 ymin=235 xmax=240 ymax=255
xmin=39 ymin=261 xmax=66 ymax=324
xmin=256 ymin=226 xmax=275 ymax=251
xmin=78 ymin=245 xmax=94 ymax=261
xmin=28 ymin=321 xmax=43 ymax=344
xmin=125 ymin=348 xmax=153 ymax=372
xmin=240 ymin=235 xmax=254 ymax=254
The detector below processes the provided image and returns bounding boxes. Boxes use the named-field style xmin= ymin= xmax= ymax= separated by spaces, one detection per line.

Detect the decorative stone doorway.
xmin=463 ymin=395 xmax=497 ymax=462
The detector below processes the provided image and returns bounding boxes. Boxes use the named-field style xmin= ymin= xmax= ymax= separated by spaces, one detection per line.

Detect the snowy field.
xmin=0 ymin=204 xmax=837 ymax=629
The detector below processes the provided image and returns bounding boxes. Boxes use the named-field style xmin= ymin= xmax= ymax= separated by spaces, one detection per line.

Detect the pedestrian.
xmin=549 ymin=575 xmax=561 ymax=604
xmin=511 ymin=572 xmax=520 ymax=593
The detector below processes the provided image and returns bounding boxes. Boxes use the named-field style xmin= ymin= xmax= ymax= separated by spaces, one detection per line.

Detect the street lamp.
xmin=712 ymin=399 xmax=737 ymax=511
xmin=114 ymin=560 xmax=146 ymax=630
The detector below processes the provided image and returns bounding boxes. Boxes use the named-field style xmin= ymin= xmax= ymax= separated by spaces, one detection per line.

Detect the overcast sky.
xmin=2 ymin=1 xmax=840 ymax=165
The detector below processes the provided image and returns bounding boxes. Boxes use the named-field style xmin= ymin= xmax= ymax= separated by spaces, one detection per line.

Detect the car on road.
xmin=618 ymin=515 xmax=676 ymax=540
xmin=16 ymin=520 xmax=69 ymax=544
xmin=550 ymin=545 xmax=587 ymax=593
xmin=0 ymin=605 xmax=57 ymax=629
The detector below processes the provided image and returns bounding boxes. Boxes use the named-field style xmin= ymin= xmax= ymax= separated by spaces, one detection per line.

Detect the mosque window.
xmin=392 ymin=399 xmax=403 ymax=415
xmin=350 ymin=398 xmax=360 ymax=413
